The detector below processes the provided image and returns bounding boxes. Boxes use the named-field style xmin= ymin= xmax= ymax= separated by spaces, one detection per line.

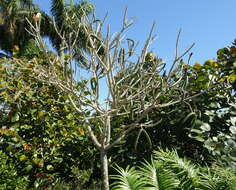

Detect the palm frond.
xmin=200 ymin=166 xmax=236 ymax=190
xmin=73 ymin=1 xmax=94 ymax=18
xmin=140 ymin=159 xmax=179 ymax=190
xmin=110 ymin=149 xmax=236 ymax=190
xmin=51 ymin=0 xmax=65 ymax=26
xmin=111 ymin=165 xmax=145 ymax=190
xmin=153 ymin=149 xmax=200 ymax=189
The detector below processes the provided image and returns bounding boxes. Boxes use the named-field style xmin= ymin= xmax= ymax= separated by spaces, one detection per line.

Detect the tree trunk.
xmin=100 ymin=150 xmax=109 ymax=190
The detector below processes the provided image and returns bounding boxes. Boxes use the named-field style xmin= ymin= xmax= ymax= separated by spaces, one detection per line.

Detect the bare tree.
xmin=25 ymin=9 xmax=203 ymax=190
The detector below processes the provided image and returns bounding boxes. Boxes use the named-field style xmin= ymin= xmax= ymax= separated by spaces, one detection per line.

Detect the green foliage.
xmin=111 ymin=149 xmax=236 ymax=190
xmin=109 ymin=40 xmax=236 ymax=171
xmin=1 ymin=0 xmax=236 ymax=187
xmin=189 ymin=99 xmax=236 ymax=171
xmin=186 ymin=41 xmax=236 ymax=171
xmin=0 ymin=0 xmax=95 ymax=62
xmin=19 ymin=39 xmax=44 ymax=58
xmin=200 ymin=167 xmax=236 ymax=190
xmin=111 ymin=165 xmax=145 ymax=190
xmin=139 ymin=159 xmax=179 ymax=190
xmin=157 ymin=149 xmax=204 ymax=189
xmin=0 ymin=151 xmax=29 ymax=190
xmin=0 ymin=58 xmax=98 ymax=188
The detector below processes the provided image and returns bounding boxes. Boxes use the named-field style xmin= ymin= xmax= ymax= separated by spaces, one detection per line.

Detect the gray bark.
xmin=100 ymin=150 xmax=109 ymax=190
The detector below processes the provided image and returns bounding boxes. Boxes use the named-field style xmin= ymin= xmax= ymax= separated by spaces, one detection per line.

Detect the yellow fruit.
xmin=19 ymin=155 xmax=27 ymax=161
xmin=204 ymin=59 xmax=214 ymax=66
xmin=193 ymin=62 xmax=201 ymax=70
xmin=229 ymin=74 xmax=236 ymax=83
xmin=212 ymin=62 xmax=219 ymax=68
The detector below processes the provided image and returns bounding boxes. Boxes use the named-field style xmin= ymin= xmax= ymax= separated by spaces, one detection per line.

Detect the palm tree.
xmin=48 ymin=0 xmax=96 ymax=67
xmin=111 ymin=149 xmax=236 ymax=190
xmin=0 ymin=0 xmax=37 ymax=55
xmin=50 ymin=0 xmax=94 ymax=47
xmin=0 ymin=0 xmax=95 ymax=61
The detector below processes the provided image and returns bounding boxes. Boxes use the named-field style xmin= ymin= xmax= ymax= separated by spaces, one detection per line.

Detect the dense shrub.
xmin=0 ymin=151 xmax=29 ymax=190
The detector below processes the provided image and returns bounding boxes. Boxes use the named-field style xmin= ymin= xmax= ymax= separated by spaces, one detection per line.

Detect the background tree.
xmin=45 ymin=0 xmax=98 ymax=67
xmin=113 ymin=40 xmax=236 ymax=170
xmin=186 ymin=41 xmax=236 ymax=171
xmin=0 ymin=0 xmax=95 ymax=61
xmin=0 ymin=0 xmax=37 ymax=55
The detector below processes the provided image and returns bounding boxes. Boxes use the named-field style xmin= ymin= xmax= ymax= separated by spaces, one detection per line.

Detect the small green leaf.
xmin=51 ymin=158 xmax=63 ymax=164
xmin=229 ymin=74 xmax=236 ymax=83
xmin=230 ymin=117 xmax=236 ymax=126
xmin=11 ymin=113 xmax=20 ymax=122
xmin=229 ymin=126 xmax=236 ymax=134
xmin=19 ymin=155 xmax=27 ymax=161
xmin=212 ymin=137 xmax=218 ymax=142
xmin=195 ymin=136 xmax=205 ymax=142
xmin=38 ymin=111 xmax=45 ymax=118
xmin=209 ymin=102 xmax=220 ymax=108
xmin=23 ymin=165 xmax=33 ymax=172
xmin=66 ymin=113 xmax=74 ymax=120
xmin=200 ymin=123 xmax=211 ymax=132
xmin=190 ymin=129 xmax=202 ymax=134
xmin=46 ymin=165 xmax=54 ymax=171
xmin=84 ymin=91 xmax=90 ymax=96
xmin=20 ymin=125 xmax=32 ymax=129
xmin=30 ymin=109 xmax=37 ymax=114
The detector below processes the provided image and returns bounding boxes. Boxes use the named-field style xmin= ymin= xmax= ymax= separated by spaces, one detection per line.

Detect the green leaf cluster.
xmin=0 ymin=58 xmax=97 ymax=188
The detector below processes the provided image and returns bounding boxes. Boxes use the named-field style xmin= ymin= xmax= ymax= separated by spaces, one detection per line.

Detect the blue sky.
xmin=34 ymin=0 xmax=236 ymax=65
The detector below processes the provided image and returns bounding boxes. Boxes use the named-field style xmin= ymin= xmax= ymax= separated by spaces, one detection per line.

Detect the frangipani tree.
xmin=25 ymin=9 xmax=210 ymax=190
